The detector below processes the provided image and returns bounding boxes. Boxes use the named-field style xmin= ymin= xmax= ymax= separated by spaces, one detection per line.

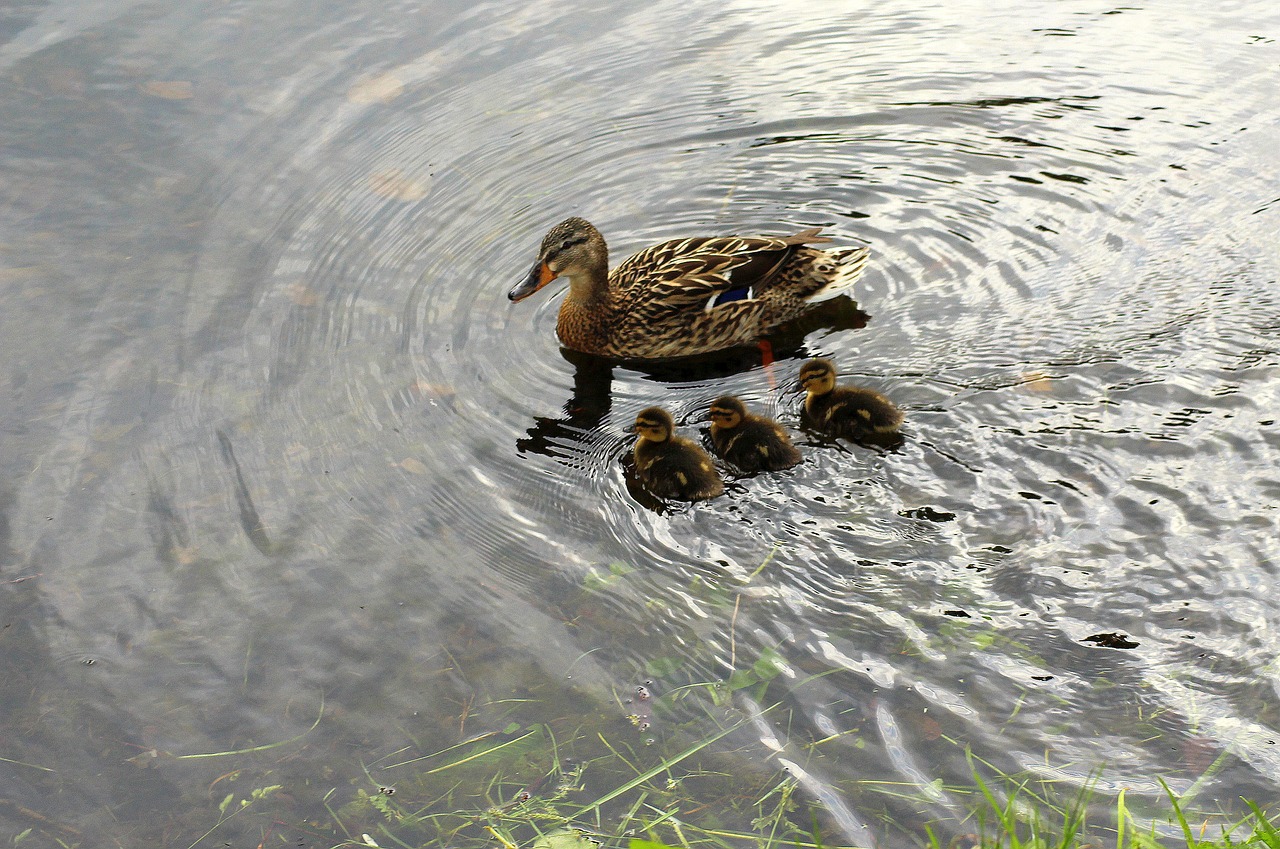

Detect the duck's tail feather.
xmin=784 ymin=227 xmax=833 ymax=246
xmin=806 ymin=245 xmax=870 ymax=302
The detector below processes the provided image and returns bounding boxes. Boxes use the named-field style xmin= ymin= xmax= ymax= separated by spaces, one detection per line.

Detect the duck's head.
xmin=798 ymin=358 xmax=838 ymax=396
xmin=634 ymin=406 xmax=675 ymax=444
xmin=509 ymin=217 xmax=608 ymax=302
xmin=708 ymin=395 xmax=746 ymax=430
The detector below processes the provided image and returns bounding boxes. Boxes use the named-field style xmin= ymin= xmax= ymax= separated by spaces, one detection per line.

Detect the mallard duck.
xmin=509 ymin=217 xmax=869 ymax=359
xmin=798 ymin=358 xmax=903 ymax=439
xmin=632 ymin=406 xmax=724 ymax=501
xmin=708 ymin=396 xmax=802 ymax=473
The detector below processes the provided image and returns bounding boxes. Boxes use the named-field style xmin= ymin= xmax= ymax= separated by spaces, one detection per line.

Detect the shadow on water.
xmin=214 ymin=429 xmax=274 ymax=556
xmin=516 ymin=297 xmax=869 ymax=460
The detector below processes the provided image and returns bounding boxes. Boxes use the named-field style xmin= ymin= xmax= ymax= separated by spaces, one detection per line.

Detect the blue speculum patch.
xmin=711 ymin=286 xmax=753 ymax=307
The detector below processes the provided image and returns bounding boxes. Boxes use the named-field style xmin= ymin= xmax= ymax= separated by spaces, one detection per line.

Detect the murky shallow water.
xmin=2 ymin=0 xmax=1279 ymax=845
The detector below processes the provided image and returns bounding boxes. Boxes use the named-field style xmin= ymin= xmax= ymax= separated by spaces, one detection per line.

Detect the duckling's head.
xmin=509 ymin=217 xmax=608 ymax=302
xmin=708 ymin=395 xmax=746 ymax=430
xmin=798 ymin=358 xmax=838 ymax=396
xmin=634 ymin=406 xmax=675 ymax=444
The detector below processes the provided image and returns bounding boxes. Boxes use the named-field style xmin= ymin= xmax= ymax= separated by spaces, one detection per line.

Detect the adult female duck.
xmin=509 ymin=217 xmax=868 ymax=359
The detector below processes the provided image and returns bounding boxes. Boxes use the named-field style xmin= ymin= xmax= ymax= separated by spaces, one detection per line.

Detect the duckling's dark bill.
xmin=509 ymin=260 xmax=556 ymax=302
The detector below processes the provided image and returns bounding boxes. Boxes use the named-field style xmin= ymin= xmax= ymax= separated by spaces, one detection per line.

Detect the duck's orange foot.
xmin=758 ymin=339 xmax=776 ymax=388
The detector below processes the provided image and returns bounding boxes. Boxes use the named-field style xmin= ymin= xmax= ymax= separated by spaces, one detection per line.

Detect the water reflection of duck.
xmin=509 ymin=217 xmax=869 ymax=359
xmin=708 ymin=395 xmax=802 ymax=473
xmin=798 ymin=358 xmax=903 ymax=440
xmin=632 ymin=406 xmax=724 ymax=501
xmin=515 ymin=309 xmax=869 ymax=461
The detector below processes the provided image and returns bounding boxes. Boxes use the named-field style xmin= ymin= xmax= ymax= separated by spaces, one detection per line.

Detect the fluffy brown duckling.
xmin=632 ymin=406 xmax=724 ymax=501
xmin=708 ymin=396 xmax=802 ymax=473
xmin=798 ymin=358 xmax=903 ymax=440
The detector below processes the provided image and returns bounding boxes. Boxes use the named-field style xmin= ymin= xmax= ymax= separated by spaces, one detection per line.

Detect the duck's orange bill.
xmin=508 ymin=260 xmax=557 ymax=302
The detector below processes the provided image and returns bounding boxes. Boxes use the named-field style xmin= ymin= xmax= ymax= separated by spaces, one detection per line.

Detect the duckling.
xmin=708 ymin=396 xmax=802 ymax=473
xmin=798 ymin=358 xmax=903 ymax=440
xmin=632 ymin=406 xmax=724 ymax=501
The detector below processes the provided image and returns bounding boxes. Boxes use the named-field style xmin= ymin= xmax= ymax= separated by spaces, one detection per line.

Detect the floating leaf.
xmin=399 ymin=457 xmax=429 ymax=475
xmin=1181 ymin=736 xmax=1218 ymax=774
xmin=92 ymin=422 xmax=138 ymax=442
xmin=285 ymin=283 xmax=320 ymax=307
xmin=125 ymin=748 xmax=172 ymax=768
xmin=1082 ymin=632 xmax=1139 ymax=649
xmin=532 ymin=828 xmax=596 ymax=849
xmin=347 ymin=72 xmax=404 ymax=104
xmin=1020 ymin=371 xmax=1054 ymax=392
xmin=631 ymin=840 xmax=680 ymax=849
xmin=43 ymin=68 xmax=87 ymax=96
xmin=368 ymin=170 xmax=427 ymax=202
xmin=644 ymin=656 xmax=682 ymax=678
xmin=748 ymin=661 xmax=777 ymax=682
xmin=284 ymin=442 xmax=312 ymax=460
xmin=583 ymin=567 xmax=622 ymax=592
xmin=920 ymin=715 xmax=943 ymax=741
xmin=900 ymin=505 xmax=956 ymax=522
xmin=142 ymin=80 xmax=194 ymax=100
xmin=0 ymin=266 xmax=46 ymax=283
xmin=751 ymin=648 xmax=783 ymax=682
xmin=410 ymin=379 xmax=454 ymax=399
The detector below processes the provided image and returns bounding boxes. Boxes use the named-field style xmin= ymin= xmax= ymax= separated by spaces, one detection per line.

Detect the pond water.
xmin=2 ymin=0 xmax=1279 ymax=846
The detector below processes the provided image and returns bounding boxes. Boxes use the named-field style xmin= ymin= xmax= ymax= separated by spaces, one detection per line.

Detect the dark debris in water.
xmin=1041 ymin=170 xmax=1089 ymax=184
xmin=625 ymin=683 xmax=654 ymax=732
xmin=943 ymin=609 xmax=971 ymax=618
xmin=901 ymin=505 xmax=957 ymax=522
xmin=1081 ymin=632 xmax=1139 ymax=649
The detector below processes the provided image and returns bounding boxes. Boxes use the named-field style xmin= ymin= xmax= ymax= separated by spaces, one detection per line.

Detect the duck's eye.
xmin=560 ymin=239 xmax=573 ymax=251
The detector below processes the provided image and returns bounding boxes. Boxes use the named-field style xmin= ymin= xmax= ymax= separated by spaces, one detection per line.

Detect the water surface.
xmin=2 ymin=0 xmax=1279 ymax=846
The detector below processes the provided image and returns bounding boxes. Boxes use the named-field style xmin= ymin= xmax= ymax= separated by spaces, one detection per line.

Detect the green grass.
xmin=154 ymin=556 xmax=1278 ymax=849
xmin=274 ymin=722 xmax=1280 ymax=849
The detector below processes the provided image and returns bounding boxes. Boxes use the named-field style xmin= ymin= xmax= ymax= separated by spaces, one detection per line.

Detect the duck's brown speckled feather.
xmin=523 ymin=220 xmax=868 ymax=359
xmin=805 ymin=387 xmax=904 ymax=439
xmin=711 ymin=414 xmax=802 ymax=474
xmin=634 ymin=435 xmax=724 ymax=501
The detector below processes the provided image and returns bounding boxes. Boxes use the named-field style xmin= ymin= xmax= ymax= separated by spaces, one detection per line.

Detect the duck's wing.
xmin=611 ymin=230 xmax=831 ymax=312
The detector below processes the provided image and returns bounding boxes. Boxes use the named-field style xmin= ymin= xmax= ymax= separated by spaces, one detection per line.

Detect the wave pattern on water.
xmin=5 ymin=0 xmax=1280 ymax=843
